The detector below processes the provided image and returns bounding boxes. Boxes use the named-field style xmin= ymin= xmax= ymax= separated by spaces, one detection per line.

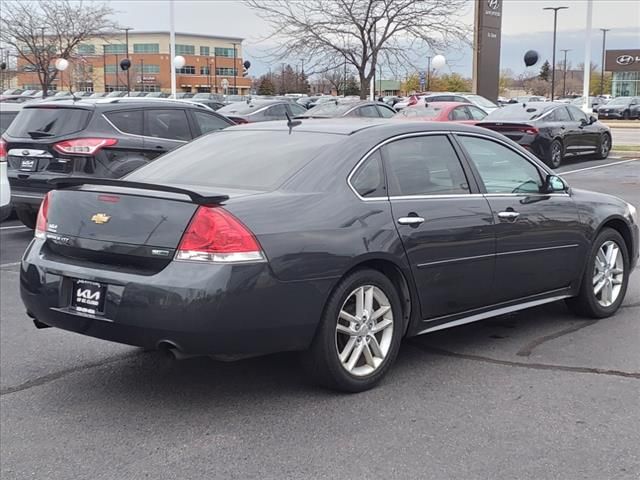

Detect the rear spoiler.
xmin=48 ymin=178 xmax=229 ymax=205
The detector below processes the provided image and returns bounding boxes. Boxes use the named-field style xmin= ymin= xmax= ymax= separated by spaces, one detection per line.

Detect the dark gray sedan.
xmin=20 ymin=120 xmax=639 ymax=392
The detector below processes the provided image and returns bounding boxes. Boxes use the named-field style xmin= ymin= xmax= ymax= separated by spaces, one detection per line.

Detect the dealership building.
xmin=15 ymin=31 xmax=251 ymax=95
xmin=605 ymin=49 xmax=640 ymax=97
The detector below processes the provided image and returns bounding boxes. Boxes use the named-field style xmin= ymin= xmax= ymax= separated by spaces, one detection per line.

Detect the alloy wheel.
xmin=593 ymin=240 xmax=624 ymax=307
xmin=335 ymin=285 xmax=394 ymax=377
xmin=551 ymin=142 xmax=562 ymax=168
xmin=601 ymin=135 xmax=610 ymax=156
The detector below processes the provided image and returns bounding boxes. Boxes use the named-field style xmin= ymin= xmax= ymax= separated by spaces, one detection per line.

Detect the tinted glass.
xmin=217 ymin=102 xmax=269 ymax=115
xmin=193 ymin=111 xmax=230 ymax=135
xmin=265 ymin=104 xmax=287 ymax=118
xmin=606 ymin=97 xmax=631 ymax=106
xmin=300 ymin=102 xmax=356 ymax=117
xmin=105 ymin=110 xmax=143 ymax=135
xmin=485 ymin=103 xmax=553 ymax=121
xmin=351 ymin=150 xmax=385 ymax=197
xmin=0 ymin=111 xmax=19 ymax=134
xmin=396 ymin=106 xmax=442 ymax=119
xmin=144 ymin=109 xmax=191 ymax=141
xmin=465 ymin=95 xmax=498 ymax=108
xmin=468 ymin=106 xmax=487 ymax=120
xmin=127 ymin=131 xmax=341 ymax=190
xmin=428 ymin=96 xmax=454 ymax=102
xmin=289 ymin=103 xmax=307 ymax=116
xmin=450 ymin=106 xmax=471 ymax=121
xmin=378 ymin=105 xmax=395 ymax=118
xmin=384 ymin=135 xmax=470 ymax=196
xmin=550 ymin=107 xmax=572 ymax=122
xmin=458 ymin=136 xmax=542 ymax=194
xmin=358 ymin=105 xmax=380 ymax=118
xmin=6 ymin=107 xmax=90 ymax=138
xmin=567 ymin=105 xmax=588 ymax=122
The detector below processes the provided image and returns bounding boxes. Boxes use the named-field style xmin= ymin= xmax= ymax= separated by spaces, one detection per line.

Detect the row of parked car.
xmin=0 ymin=90 xmax=614 ymax=226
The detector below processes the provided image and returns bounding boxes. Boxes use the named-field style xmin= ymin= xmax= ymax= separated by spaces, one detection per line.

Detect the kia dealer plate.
xmin=19 ymin=158 xmax=38 ymax=171
xmin=71 ymin=279 xmax=107 ymax=314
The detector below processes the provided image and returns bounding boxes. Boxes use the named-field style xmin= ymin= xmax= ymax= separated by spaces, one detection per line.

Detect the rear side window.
xmin=192 ymin=111 xmax=230 ymax=135
xmin=351 ymin=150 xmax=385 ymax=198
xmin=378 ymin=105 xmax=395 ymax=118
xmin=144 ymin=109 xmax=191 ymax=141
xmin=0 ymin=111 xmax=19 ymax=134
xmin=104 ymin=110 xmax=143 ymax=135
xmin=127 ymin=130 xmax=342 ymax=190
xmin=468 ymin=106 xmax=487 ymax=120
xmin=450 ymin=107 xmax=471 ymax=121
xmin=383 ymin=135 xmax=470 ymax=196
xmin=6 ymin=107 xmax=91 ymax=138
xmin=357 ymin=105 xmax=380 ymax=118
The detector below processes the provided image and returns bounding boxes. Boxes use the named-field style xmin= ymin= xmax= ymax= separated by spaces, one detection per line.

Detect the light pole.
xmin=543 ymin=6 xmax=568 ymax=101
xmin=560 ymin=48 xmax=571 ymax=97
xmin=231 ymin=42 xmax=239 ymax=95
xmin=169 ymin=0 xmax=177 ymax=97
xmin=121 ymin=27 xmax=132 ymax=96
xmin=599 ymin=28 xmax=610 ymax=96
xmin=426 ymin=56 xmax=432 ymax=91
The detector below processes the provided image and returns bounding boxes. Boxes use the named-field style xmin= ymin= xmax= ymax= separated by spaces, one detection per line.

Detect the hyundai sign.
xmin=605 ymin=49 xmax=640 ymax=72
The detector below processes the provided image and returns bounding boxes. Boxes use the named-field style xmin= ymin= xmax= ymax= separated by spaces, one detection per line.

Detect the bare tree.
xmin=0 ymin=0 xmax=117 ymax=97
xmin=245 ymin=0 xmax=469 ymax=99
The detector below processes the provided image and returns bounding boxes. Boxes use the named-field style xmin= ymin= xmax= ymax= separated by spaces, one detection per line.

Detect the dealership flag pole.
xmin=582 ymin=0 xmax=593 ymax=112
xmin=169 ymin=0 xmax=177 ymax=97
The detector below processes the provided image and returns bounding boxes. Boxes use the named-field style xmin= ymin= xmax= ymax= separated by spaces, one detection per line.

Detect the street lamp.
xmin=55 ymin=58 xmax=69 ymax=93
xmin=600 ymin=28 xmax=610 ymax=96
xmin=560 ymin=48 xmax=571 ymax=97
xmin=543 ymin=6 xmax=569 ymax=101
xmin=121 ymin=27 xmax=133 ymax=96
xmin=231 ymin=42 xmax=239 ymax=95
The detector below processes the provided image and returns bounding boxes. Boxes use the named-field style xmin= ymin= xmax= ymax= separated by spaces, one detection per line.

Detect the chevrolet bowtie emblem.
xmin=91 ymin=213 xmax=111 ymax=224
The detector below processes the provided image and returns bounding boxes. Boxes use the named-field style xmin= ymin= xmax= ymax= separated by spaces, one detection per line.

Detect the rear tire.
xmin=545 ymin=139 xmax=563 ymax=169
xmin=566 ymin=228 xmax=629 ymax=318
xmin=302 ymin=269 xmax=403 ymax=392
xmin=16 ymin=206 xmax=37 ymax=230
xmin=594 ymin=133 xmax=611 ymax=160
xmin=622 ymin=110 xmax=630 ymax=120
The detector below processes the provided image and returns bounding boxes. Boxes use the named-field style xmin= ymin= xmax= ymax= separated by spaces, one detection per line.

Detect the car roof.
xmin=419 ymin=101 xmax=473 ymax=108
xmin=226 ymin=118 xmax=507 ymax=138
xmin=0 ymin=102 xmax=24 ymax=111
xmin=20 ymin=97 xmax=213 ymax=111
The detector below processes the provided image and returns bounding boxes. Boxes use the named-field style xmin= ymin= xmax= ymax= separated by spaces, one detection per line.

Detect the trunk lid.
xmin=476 ymin=122 xmax=538 ymax=142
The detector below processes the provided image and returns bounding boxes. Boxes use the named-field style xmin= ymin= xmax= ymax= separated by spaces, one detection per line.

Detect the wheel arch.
xmin=596 ymin=216 xmax=634 ymax=260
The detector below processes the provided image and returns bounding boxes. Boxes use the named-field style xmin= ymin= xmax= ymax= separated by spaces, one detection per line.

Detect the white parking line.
xmin=0 ymin=225 xmax=29 ymax=231
xmin=0 ymin=262 xmax=21 ymax=268
xmin=560 ymin=158 xmax=639 ymax=175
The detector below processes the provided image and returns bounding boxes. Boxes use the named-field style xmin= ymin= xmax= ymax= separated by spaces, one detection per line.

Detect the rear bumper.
xmin=20 ymin=239 xmax=333 ymax=355
xmin=597 ymin=112 xmax=624 ymax=119
xmin=10 ymin=186 xmax=46 ymax=207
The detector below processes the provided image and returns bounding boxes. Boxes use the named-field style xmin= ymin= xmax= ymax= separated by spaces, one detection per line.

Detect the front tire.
xmin=16 ymin=206 xmax=37 ymax=229
xmin=545 ymin=139 xmax=563 ymax=169
xmin=594 ymin=133 xmax=611 ymax=160
xmin=303 ymin=269 xmax=403 ymax=392
xmin=566 ymin=228 xmax=629 ymax=318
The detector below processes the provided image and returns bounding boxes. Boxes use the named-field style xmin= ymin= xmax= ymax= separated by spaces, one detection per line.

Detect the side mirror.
xmin=589 ymin=115 xmax=597 ymax=124
xmin=579 ymin=118 xmax=588 ymax=127
xmin=542 ymin=174 xmax=567 ymax=193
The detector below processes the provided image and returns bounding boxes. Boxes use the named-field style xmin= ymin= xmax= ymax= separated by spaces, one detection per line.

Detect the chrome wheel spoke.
xmin=368 ymin=335 xmax=383 ymax=357
xmin=355 ymin=287 xmax=365 ymax=317
xmin=593 ymin=240 xmax=625 ymax=308
xmin=611 ymin=267 xmax=624 ymax=275
xmin=339 ymin=309 xmax=358 ymax=324
xmin=594 ymin=279 xmax=606 ymax=295
xmin=612 ymin=278 xmax=623 ymax=286
xmin=370 ymin=305 xmax=391 ymax=321
xmin=593 ymin=272 xmax=604 ymax=285
xmin=603 ymin=280 xmax=613 ymax=304
xmin=364 ymin=286 xmax=374 ymax=314
xmin=346 ymin=342 xmax=365 ymax=372
xmin=371 ymin=318 xmax=393 ymax=334
xmin=362 ymin=343 xmax=375 ymax=367
xmin=596 ymin=250 xmax=607 ymax=268
xmin=339 ymin=337 xmax=357 ymax=363
xmin=336 ymin=323 xmax=355 ymax=336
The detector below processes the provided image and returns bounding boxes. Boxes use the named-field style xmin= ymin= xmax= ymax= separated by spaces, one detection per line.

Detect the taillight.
xmin=175 ymin=206 xmax=265 ymax=263
xmin=53 ymin=138 xmax=117 ymax=155
xmin=35 ymin=192 xmax=52 ymax=239
xmin=0 ymin=138 xmax=7 ymax=162
xmin=521 ymin=127 xmax=539 ymax=135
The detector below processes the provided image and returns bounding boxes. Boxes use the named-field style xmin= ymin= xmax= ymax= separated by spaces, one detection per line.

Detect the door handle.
xmin=397 ymin=216 xmax=425 ymax=226
xmin=498 ymin=211 xmax=520 ymax=220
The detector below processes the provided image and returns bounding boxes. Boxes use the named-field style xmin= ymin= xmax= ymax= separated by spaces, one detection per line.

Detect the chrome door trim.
xmin=417 ymin=252 xmax=494 ymax=268
xmin=102 ymin=113 xmax=189 ymax=144
xmin=8 ymin=149 xmax=53 ymax=158
xmin=496 ymin=243 xmax=579 ymax=257
xmin=415 ymin=294 xmax=572 ymax=335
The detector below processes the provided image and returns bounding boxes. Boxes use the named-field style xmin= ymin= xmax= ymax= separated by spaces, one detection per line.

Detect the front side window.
xmin=144 ymin=109 xmax=191 ymax=141
xmin=457 ymin=135 xmax=542 ymax=194
xmin=383 ymin=135 xmax=470 ymax=197
xmin=351 ymin=150 xmax=385 ymax=198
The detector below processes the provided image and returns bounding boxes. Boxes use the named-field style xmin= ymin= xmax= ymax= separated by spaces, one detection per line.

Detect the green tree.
xmin=589 ymin=71 xmax=612 ymax=96
xmin=403 ymin=74 xmax=420 ymax=94
xmin=257 ymin=75 xmax=276 ymax=95
xmin=344 ymin=75 xmax=360 ymax=96
xmin=441 ymin=73 xmax=471 ymax=92
xmin=539 ymin=60 xmax=551 ymax=82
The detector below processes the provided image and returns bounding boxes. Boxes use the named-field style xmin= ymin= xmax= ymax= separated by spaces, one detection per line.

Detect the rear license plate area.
xmin=70 ymin=279 xmax=107 ymax=315
xmin=19 ymin=158 xmax=38 ymax=171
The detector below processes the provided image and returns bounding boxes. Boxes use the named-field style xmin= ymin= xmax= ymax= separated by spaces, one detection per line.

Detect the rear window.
xmin=396 ymin=106 xmax=442 ymax=119
xmin=217 ymin=102 xmax=269 ymax=115
xmin=299 ymin=102 xmax=356 ymax=117
xmin=6 ymin=107 xmax=91 ymax=138
xmin=126 ymin=130 xmax=342 ymax=190
xmin=0 ymin=111 xmax=19 ymax=134
xmin=485 ymin=103 xmax=553 ymax=121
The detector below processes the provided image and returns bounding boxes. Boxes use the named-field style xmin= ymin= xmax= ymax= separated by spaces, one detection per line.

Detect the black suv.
xmin=3 ymin=98 xmax=234 ymax=228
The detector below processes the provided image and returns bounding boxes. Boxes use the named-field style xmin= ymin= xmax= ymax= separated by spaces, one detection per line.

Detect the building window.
xmin=200 ymin=46 xmax=210 ymax=56
xmin=175 ymin=44 xmax=195 ymax=55
xmin=21 ymin=64 xmax=38 ymax=72
xmin=103 ymin=44 xmax=127 ymax=54
xmin=139 ymin=64 xmax=160 ymax=74
xmin=176 ymin=65 xmax=196 ymax=75
xmin=105 ymin=84 xmax=128 ymax=92
xmin=133 ymin=43 xmax=159 ymax=54
xmin=104 ymin=64 xmax=118 ymax=74
xmin=214 ymin=47 xmax=235 ymax=58
xmin=216 ymin=67 xmax=237 ymax=76
xmin=200 ymin=66 xmax=210 ymax=75
xmin=78 ymin=44 xmax=96 ymax=55
xmin=612 ymin=71 xmax=639 ymax=97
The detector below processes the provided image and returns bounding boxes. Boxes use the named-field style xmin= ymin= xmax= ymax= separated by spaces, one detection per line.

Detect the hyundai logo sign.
xmin=487 ymin=0 xmax=500 ymax=10
xmin=616 ymin=54 xmax=638 ymax=66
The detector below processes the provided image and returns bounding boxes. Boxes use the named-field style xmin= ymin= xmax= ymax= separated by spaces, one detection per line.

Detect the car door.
xmin=567 ymin=105 xmax=599 ymax=153
xmin=382 ymin=133 xmax=495 ymax=319
xmin=543 ymin=106 xmax=576 ymax=152
xmin=143 ymin=108 xmax=192 ymax=159
xmin=455 ymin=133 xmax=587 ymax=303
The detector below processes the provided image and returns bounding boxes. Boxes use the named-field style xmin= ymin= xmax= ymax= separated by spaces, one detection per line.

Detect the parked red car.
xmin=393 ymin=101 xmax=488 ymax=124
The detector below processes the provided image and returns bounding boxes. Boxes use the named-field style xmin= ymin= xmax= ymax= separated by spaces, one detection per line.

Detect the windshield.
xmin=606 ymin=97 xmax=632 ymax=106
xmin=126 ymin=130 xmax=342 ymax=190
xmin=217 ymin=102 xmax=270 ymax=115
xmin=298 ymin=102 xmax=357 ymax=117
xmin=395 ymin=106 xmax=442 ymax=119
xmin=484 ymin=103 xmax=552 ymax=121
xmin=466 ymin=95 xmax=497 ymax=108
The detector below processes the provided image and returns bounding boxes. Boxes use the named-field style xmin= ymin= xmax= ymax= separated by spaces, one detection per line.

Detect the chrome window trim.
xmin=102 ymin=113 xmax=189 ymax=144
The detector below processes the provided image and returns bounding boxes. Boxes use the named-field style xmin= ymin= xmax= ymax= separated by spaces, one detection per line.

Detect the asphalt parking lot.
xmin=1 ymin=154 xmax=639 ymax=480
